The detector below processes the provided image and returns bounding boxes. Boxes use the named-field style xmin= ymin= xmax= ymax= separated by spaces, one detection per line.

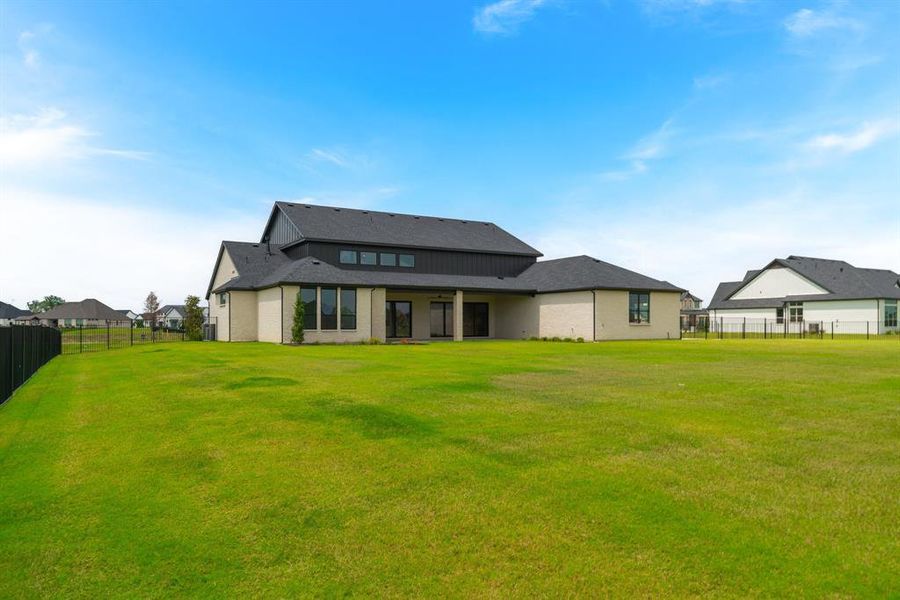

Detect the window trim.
xmin=789 ymin=301 xmax=803 ymax=323
xmin=300 ymin=287 xmax=317 ymax=331
xmin=320 ymin=287 xmax=338 ymax=330
xmin=885 ymin=300 xmax=898 ymax=327
xmin=776 ymin=307 xmax=784 ymax=325
xmin=628 ymin=291 xmax=651 ymax=324
xmin=340 ymin=288 xmax=357 ymax=331
xmin=217 ymin=292 xmax=227 ymax=307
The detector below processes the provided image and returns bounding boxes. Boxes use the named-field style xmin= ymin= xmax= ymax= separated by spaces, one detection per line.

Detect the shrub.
xmin=563 ymin=337 xmax=573 ymax=343
xmin=184 ymin=295 xmax=204 ymax=341
xmin=551 ymin=336 xmax=561 ymax=342
xmin=365 ymin=337 xmax=382 ymax=345
xmin=291 ymin=295 xmax=305 ymax=344
xmin=576 ymin=337 xmax=585 ymax=343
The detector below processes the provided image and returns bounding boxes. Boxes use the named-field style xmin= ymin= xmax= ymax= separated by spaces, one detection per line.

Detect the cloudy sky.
xmin=1 ymin=0 xmax=898 ymax=310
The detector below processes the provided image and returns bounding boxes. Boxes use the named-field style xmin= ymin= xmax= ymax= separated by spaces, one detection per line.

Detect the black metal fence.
xmin=56 ymin=317 xmax=218 ymax=355
xmin=1 ymin=325 xmax=61 ymax=404
xmin=683 ymin=318 xmax=900 ymax=341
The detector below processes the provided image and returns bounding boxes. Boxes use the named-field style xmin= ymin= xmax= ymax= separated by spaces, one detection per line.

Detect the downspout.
xmin=280 ymin=286 xmax=284 ymax=344
xmin=228 ymin=292 xmax=232 ymax=342
xmin=592 ymin=290 xmax=597 ymax=342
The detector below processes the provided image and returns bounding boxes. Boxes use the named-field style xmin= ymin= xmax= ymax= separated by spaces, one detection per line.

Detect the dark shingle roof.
xmin=272 ymin=202 xmax=542 ymax=257
xmin=709 ymin=256 xmax=900 ymax=310
xmin=516 ymin=255 xmax=683 ymax=293
xmin=0 ymin=301 xmax=30 ymax=319
xmin=211 ymin=246 xmax=682 ymax=295
xmin=28 ymin=299 xmax=129 ymax=321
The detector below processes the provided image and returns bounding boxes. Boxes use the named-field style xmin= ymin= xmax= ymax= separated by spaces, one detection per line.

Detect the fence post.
xmin=742 ymin=317 xmax=746 ymax=339
xmin=866 ymin=321 xmax=869 ymax=340
xmin=79 ymin=325 xmax=83 ymax=354
xmin=107 ymin=321 xmax=110 ymax=349
xmin=130 ymin=322 xmax=134 ymax=347
xmin=763 ymin=318 xmax=766 ymax=339
xmin=719 ymin=317 xmax=723 ymax=340
xmin=831 ymin=321 xmax=834 ymax=340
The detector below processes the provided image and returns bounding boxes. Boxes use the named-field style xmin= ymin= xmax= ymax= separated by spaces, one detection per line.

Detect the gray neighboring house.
xmin=708 ymin=256 xmax=900 ymax=334
xmin=0 ymin=301 xmax=31 ymax=326
xmin=159 ymin=305 xmax=208 ymax=328
xmin=17 ymin=298 xmax=130 ymax=327
xmin=206 ymin=202 xmax=684 ymax=343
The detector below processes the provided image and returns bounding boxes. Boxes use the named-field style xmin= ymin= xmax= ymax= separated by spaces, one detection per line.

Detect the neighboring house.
xmin=140 ymin=310 xmax=164 ymax=327
xmin=708 ymin=256 xmax=900 ymax=334
xmin=16 ymin=298 xmax=130 ymax=327
xmin=0 ymin=301 xmax=31 ymax=326
xmin=679 ymin=291 xmax=708 ymax=331
xmin=206 ymin=202 xmax=684 ymax=343
xmin=117 ymin=309 xmax=139 ymax=326
xmin=159 ymin=305 xmax=209 ymax=329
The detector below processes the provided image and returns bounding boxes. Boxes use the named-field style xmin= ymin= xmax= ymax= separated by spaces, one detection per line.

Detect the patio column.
xmin=453 ymin=290 xmax=464 ymax=341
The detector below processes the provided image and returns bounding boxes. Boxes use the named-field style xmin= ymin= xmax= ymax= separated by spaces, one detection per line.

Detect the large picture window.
xmin=339 ymin=250 xmax=357 ymax=264
xmin=629 ymin=292 xmax=650 ymax=324
xmin=399 ymin=254 xmax=415 ymax=268
xmin=789 ymin=302 xmax=803 ymax=323
xmin=430 ymin=302 xmax=453 ymax=337
xmin=380 ymin=253 xmax=397 ymax=267
xmin=885 ymin=300 xmax=898 ymax=327
xmin=300 ymin=287 xmax=317 ymax=330
xmin=321 ymin=287 xmax=337 ymax=330
xmin=340 ymin=289 xmax=357 ymax=330
xmin=776 ymin=308 xmax=784 ymax=324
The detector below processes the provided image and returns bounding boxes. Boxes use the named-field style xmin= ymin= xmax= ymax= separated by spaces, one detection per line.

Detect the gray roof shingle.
xmin=708 ymin=256 xmax=900 ymax=310
xmin=211 ymin=244 xmax=681 ymax=296
xmin=22 ymin=299 xmax=128 ymax=321
xmin=0 ymin=301 xmax=30 ymax=320
xmin=272 ymin=202 xmax=542 ymax=256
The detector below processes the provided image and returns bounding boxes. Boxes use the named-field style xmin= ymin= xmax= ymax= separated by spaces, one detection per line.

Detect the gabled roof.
xmin=0 ymin=301 xmax=30 ymax=320
xmin=27 ymin=299 xmax=128 ymax=321
xmin=516 ymin=255 xmax=683 ymax=294
xmin=709 ymin=256 xmax=900 ymax=310
xmin=680 ymin=291 xmax=702 ymax=302
xmin=268 ymin=202 xmax=542 ymax=257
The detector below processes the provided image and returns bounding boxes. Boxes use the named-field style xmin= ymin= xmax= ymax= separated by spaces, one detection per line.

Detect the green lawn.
xmin=59 ymin=327 xmax=184 ymax=353
xmin=1 ymin=340 xmax=897 ymax=597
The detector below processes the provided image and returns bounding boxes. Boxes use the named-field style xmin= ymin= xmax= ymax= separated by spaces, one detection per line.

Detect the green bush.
xmin=576 ymin=337 xmax=585 ymax=343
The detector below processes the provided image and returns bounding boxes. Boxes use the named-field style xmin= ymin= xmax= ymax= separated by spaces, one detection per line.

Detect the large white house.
xmin=708 ymin=256 xmax=900 ymax=335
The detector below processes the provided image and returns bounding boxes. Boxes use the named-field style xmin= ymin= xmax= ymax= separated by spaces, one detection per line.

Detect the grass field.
xmin=59 ymin=326 xmax=184 ymax=353
xmin=1 ymin=340 xmax=897 ymax=597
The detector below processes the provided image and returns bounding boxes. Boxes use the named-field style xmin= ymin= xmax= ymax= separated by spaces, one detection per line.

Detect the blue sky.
xmin=1 ymin=0 xmax=898 ymax=309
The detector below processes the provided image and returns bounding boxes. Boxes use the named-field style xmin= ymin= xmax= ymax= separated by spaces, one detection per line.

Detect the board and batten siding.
xmin=265 ymin=207 xmax=302 ymax=245
xmin=284 ymin=241 xmax=536 ymax=277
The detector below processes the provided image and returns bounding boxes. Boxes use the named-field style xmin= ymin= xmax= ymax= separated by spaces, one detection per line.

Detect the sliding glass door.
xmin=430 ymin=302 xmax=453 ymax=337
xmin=386 ymin=301 xmax=412 ymax=338
xmin=463 ymin=302 xmax=489 ymax=337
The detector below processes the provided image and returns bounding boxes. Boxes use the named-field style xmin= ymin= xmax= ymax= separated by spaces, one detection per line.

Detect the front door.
xmin=386 ymin=301 xmax=412 ymax=338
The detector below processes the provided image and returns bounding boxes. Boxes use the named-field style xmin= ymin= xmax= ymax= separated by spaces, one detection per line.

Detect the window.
xmin=380 ymin=252 xmax=397 ymax=267
xmin=321 ymin=288 xmax=337 ymax=330
xmin=789 ymin=302 xmax=803 ymax=323
xmin=463 ymin=302 xmax=489 ymax=337
xmin=360 ymin=251 xmax=377 ymax=265
xmin=339 ymin=250 xmax=357 ymax=264
xmin=885 ymin=300 xmax=898 ymax=327
xmin=300 ymin=287 xmax=317 ymax=330
xmin=340 ymin=288 xmax=357 ymax=330
xmin=776 ymin=308 xmax=784 ymax=324
xmin=386 ymin=301 xmax=412 ymax=338
xmin=217 ymin=292 xmax=227 ymax=306
xmin=629 ymin=292 xmax=650 ymax=324
xmin=430 ymin=302 xmax=453 ymax=337
xmin=399 ymin=254 xmax=415 ymax=268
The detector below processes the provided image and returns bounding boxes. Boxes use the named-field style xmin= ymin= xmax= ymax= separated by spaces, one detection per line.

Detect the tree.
xmin=144 ymin=291 xmax=160 ymax=327
xmin=292 ymin=294 xmax=305 ymax=344
xmin=27 ymin=295 xmax=65 ymax=313
xmin=184 ymin=295 xmax=204 ymax=341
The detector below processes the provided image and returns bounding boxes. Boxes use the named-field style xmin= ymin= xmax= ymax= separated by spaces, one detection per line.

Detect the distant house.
xmin=117 ymin=309 xmax=139 ymax=321
xmin=708 ymin=256 xmax=900 ymax=334
xmin=679 ymin=292 xmax=707 ymax=332
xmin=159 ymin=305 xmax=208 ymax=329
xmin=16 ymin=298 xmax=130 ymax=328
xmin=207 ymin=202 xmax=685 ymax=342
xmin=0 ymin=301 xmax=31 ymax=326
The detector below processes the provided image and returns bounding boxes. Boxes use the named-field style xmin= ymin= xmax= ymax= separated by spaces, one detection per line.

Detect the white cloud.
xmin=0 ymin=189 xmax=261 ymax=310
xmin=307 ymin=148 xmax=350 ymax=168
xmin=17 ymin=26 xmax=51 ymax=69
xmin=600 ymin=119 xmax=676 ymax=181
xmin=806 ymin=119 xmax=900 ymax=153
xmin=473 ymin=0 xmax=547 ymax=35
xmin=784 ymin=8 xmax=861 ymax=37
xmin=0 ymin=108 xmax=149 ymax=168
